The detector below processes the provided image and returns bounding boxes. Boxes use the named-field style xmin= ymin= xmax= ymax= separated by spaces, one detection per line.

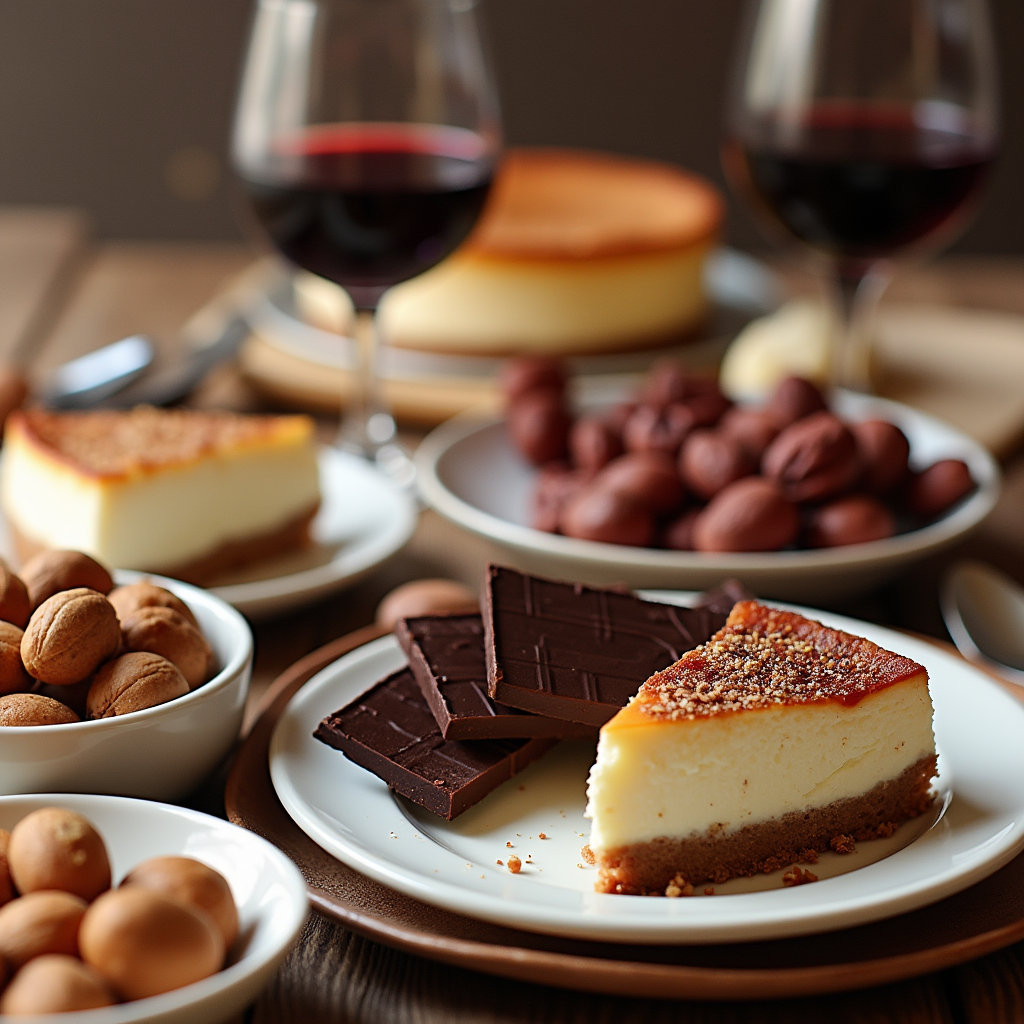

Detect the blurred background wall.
xmin=0 ymin=0 xmax=1018 ymax=252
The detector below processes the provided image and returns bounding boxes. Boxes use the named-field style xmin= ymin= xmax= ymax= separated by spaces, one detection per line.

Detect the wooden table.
xmin=5 ymin=209 xmax=1024 ymax=1022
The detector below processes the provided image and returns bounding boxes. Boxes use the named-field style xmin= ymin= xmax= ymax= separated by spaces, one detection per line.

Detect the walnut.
xmin=0 ymin=563 xmax=30 ymax=628
xmin=107 ymin=583 xmax=197 ymax=628
xmin=86 ymin=653 xmax=189 ymax=719
xmin=120 ymin=608 xmax=212 ymax=689
xmin=19 ymin=552 xmax=114 ymax=610
xmin=21 ymin=590 xmax=121 ymax=686
xmin=0 ymin=693 xmax=79 ymax=727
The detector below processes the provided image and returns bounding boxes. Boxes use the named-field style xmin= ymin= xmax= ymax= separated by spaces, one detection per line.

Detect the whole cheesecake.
xmin=293 ymin=148 xmax=722 ymax=357
xmin=1 ymin=407 xmax=321 ymax=583
xmin=586 ymin=601 xmax=937 ymax=894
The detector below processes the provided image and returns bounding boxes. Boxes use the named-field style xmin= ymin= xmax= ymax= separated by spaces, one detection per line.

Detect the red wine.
xmin=241 ymin=124 xmax=494 ymax=306
xmin=726 ymin=106 xmax=995 ymax=266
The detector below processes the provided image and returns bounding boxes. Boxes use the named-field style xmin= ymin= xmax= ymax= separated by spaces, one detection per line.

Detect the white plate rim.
xmin=268 ymin=603 xmax=1024 ymax=945
xmin=413 ymin=391 xmax=1000 ymax=575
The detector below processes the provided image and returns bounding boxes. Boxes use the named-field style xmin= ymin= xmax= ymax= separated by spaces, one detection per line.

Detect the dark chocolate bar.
xmin=396 ymin=613 xmax=595 ymax=740
xmin=483 ymin=565 xmax=730 ymax=726
xmin=313 ymin=667 xmax=555 ymax=819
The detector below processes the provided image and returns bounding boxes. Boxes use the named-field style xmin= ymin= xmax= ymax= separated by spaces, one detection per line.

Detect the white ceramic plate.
xmin=414 ymin=391 xmax=1000 ymax=603
xmin=269 ymin=600 xmax=1024 ymax=945
xmin=0 ymin=793 xmax=308 ymax=1024
xmin=0 ymin=447 xmax=417 ymax=621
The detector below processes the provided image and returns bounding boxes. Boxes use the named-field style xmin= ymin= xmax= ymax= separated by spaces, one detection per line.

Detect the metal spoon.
xmin=39 ymin=334 xmax=154 ymax=409
xmin=941 ymin=560 xmax=1024 ymax=686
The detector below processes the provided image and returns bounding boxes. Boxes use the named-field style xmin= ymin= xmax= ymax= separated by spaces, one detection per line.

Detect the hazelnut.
xmin=568 ymin=417 xmax=622 ymax=476
xmin=906 ymin=459 xmax=975 ymax=519
xmin=86 ymin=653 xmax=189 ymax=719
xmin=762 ymin=376 xmax=828 ymax=428
xmin=0 ymin=693 xmax=79 ymax=727
xmin=679 ymin=430 xmax=754 ymax=500
xmin=719 ymin=406 xmax=779 ymax=460
xmin=805 ymin=495 xmax=896 ymax=548
xmin=506 ymin=390 xmax=571 ymax=466
xmin=761 ymin=412 xmax=860 ymax=503
xmin=375 ymin=580 xmax=477 ymax=631
xmin=0 ymin=621 xmax=30 ymax=696
xmin=21 ymin=589 xmax=121 ymax=686
xmin=121 ymin=607 xmax=213 ymax=689
xmin=680 ymin=389 xmax=731 ymax=428
xmin=80 ymin=888 xmax=224 ymax=1001
xmin=122 ymin=856 xmax=238 ymax=949
xmin=851 ymin=420 xmax=911 ymax=496
xmin=0 ymin=829 xmax=13 ymax=907
xmin=498 ymin=356 xmax=566 ymax=401
xmin=31 ymin=678 xmax=92 ymax=719
xmin=8 ymin=808 xmax=111 ymax=902
xmin=0 ymin=890 xmax=87 ymax=968
xmin=0 ymin=954 xmax=115 ymax=1015
xmin=593 ymin=452 xmax=685 ymax=515
xmin=692 ymin=477 xmax=800 ymax=552
xmin=107 ymin=582 xmax=197 ymax=628
xmin=560 ymin=488 xmax=655 ymax=547
xmin=19 ymin=551 xmax=114 ymax=610
xmin=0 ymin=563 xmax=29 ymax=629
xmin=622 ymin=403 xmax=694 ymax=457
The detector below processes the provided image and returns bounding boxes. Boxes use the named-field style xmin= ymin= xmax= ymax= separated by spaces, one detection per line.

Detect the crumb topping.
xmin=636 ymin=601 xmax=925 ymax=720
xmin=13 ymin=407 xmax=312 ymax=479
xmin=782 ymin=866 xmax=818 ymax=886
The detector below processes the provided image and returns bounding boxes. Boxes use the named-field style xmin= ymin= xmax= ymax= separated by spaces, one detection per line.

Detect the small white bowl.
xmin=0 ymin=792 xmax=307 ymax=1024
xmin=415 ymin=391 xmax=1001 ymax=603
xmin=0 ymin=573 xmax=253 ymax=800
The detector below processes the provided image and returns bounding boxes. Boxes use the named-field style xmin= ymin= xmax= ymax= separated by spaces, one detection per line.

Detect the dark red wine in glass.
xmin=241 ymin=124 xmax=493 ymax=309
xmin=726 ymin=105 xmax=996 ymax=272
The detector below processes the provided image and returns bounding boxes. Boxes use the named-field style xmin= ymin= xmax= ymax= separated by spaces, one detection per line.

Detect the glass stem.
xmin=829 ymin=266 xmax=890 ymax=394
xmin=336 ymin=308 xmax=396 ymax=456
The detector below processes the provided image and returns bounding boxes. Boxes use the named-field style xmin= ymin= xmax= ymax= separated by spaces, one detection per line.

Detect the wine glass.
xmin=723 ymin=0 xmax=999 ymax=392
xmin=232 ymin=0 xmax=501 ymax=477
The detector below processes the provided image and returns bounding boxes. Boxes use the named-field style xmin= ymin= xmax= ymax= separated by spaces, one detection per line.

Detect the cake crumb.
xmin=496 ymin=859 xmax=503 ymax=866
xmin=580 ymin=844 xmax=595 ymax=865
xmin=704 ymin=887 xmax=715 ymax=896
xmin=782 ymin=866 xmax=819 ymax=887
xmin=665 ymin=873 xmax=694 ymax=898
xmin=799 ymin=848 xmax=819 ymax=865
xmin=831 ymin=834 xmax=857 ymax=854
xmin=506 ymin=841 xmax=513 ymax=848
xmin=507 ymin=855 xmax=522 ymax=874
xmin=538 ymin=832 xmax=548 ymax=839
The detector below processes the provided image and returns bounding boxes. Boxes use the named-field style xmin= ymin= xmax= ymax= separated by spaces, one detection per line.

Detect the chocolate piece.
xmin=506 ymin=390 xmax=571 ymax=466
xmin=560 ymin=487 xmax=655 ymax=547
xmin=314 ymin=668 xmax=555 ymax=820
xmin=396 ymin=613 xmax=594 ymax=740
xmin=592 ymin=452 xmax=684 ymax=514
xmin=692 ymin=578 xmax=755 ymax=615
xmin=851 ymin=420 xmax=910 ymax=495
xmin=483 ymin=566 xmax=728 ymax=725
xmin=805 ymin=495 xmax=896 ymax=548
xmin=678 ymin=430 xmax=754 ymax=500
xmin=906 ymin=459 xmax=975 ymax=519
xmin=692 ymin=477 xmax=800 ymax=552
xmin=761 ymin=411 xmax=860 ymax=503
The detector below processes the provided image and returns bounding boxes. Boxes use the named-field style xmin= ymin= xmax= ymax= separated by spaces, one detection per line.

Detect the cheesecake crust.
xmin=594 ymin=753 xmax=937 ymax=895
xmin=635 ymin=601 xmax=926 ymax=720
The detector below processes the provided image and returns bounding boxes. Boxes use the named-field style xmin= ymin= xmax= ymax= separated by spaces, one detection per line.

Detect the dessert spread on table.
xmin=315 ymin=564 xmax=938 ymax=894
xmin=0 ymin=550 xmax=215 ymax=726
xmin=502 ymin=357 xmax=977 ymax=552
xmin=0 ymin=407 xmax=321 ymax=584
xmin=0 ymin=805 xmax=237 ymax=1013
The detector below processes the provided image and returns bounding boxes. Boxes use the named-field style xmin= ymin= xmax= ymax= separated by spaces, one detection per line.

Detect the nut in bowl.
xmin=0 ymin=559 xmax=252 ymax=800
xmin=0 ymin=793 xmax=307 ymax=1024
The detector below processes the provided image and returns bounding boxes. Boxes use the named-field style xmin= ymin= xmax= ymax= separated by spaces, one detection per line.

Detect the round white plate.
xmin=0 ymin=447 xmax=417 ymax=621
xmin=0 ymin=793 xmax=308 ymax=1024
xmin=269 ymin=600 xmax=1024 ymax=945
xmin=414 ymin=391 xmax=1000 ymax=603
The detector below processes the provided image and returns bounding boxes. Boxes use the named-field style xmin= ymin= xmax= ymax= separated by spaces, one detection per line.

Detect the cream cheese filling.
xmin=585 ymin=676 xmax=934 ymax=853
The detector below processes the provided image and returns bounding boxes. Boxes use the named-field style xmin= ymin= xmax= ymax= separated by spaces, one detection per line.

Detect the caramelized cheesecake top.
xmin=630 ymin=601 xmax=926 ymax=722
xmin=465 ymin=149 xmax=722 ymax=262
xmin=8 ymin=408 xmax=315 ymax=481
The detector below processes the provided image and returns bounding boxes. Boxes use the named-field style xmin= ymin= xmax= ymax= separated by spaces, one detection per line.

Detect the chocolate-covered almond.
xmin=805 ymin=495 xmax=896 ymax=548
xmin=761 ymin=411 xmax=860 ymax=503
xmin=498 ymin=356 xmax=566 ymax=401
xmin=622 ymin=403 xmax=694 ymax=457
xmin=719 ymin=406 xmax=779 ymax=460
xmin=592 ymin=452 xmax=685 ymax=515
xmin=569 ymin=417 xmax=622 ymax=475
xmin=762 ymin=376 xmax=828 ymax=429
xmin=506 ymin=390 xmax=571 ymax=466
xmin=531 ymin=464 xmax=585 ymax=533
xmin=679 ymin=430 xmax=754 ymax=500
xmin=680 ymin=389 xmax=731 ymax=428
xmin=906 ymin=459 xmax=975 ymax=519
xmin=640 ymin=360 xmax=719 ymax=408
xmin=851 ymin=419 xmax=911 ymax=495
xmin=560 ymin=488 xmax=655 ymax=547
xmin=692 ymin=477 xmax=800 ymax=552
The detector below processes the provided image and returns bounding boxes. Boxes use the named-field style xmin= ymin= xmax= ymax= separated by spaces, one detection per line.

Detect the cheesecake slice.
xmin=1 ymin=407 xmax=321 ymax=583
xmin=586 ymin=601 xmax=936 ymax=895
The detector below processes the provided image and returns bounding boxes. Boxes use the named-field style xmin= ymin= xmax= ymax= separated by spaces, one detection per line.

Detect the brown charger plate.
xmin=225 ymin=625 xmax=1024 ymax=1001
